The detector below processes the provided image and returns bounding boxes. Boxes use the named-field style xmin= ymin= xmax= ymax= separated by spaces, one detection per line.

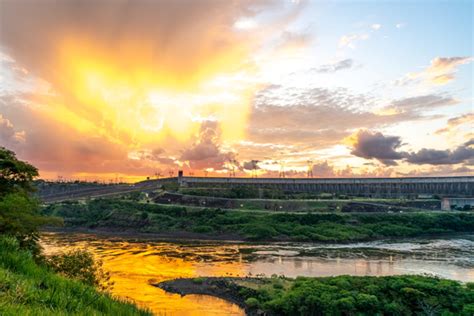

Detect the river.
xmin=40 ymin=233 xmax=474 ymax=316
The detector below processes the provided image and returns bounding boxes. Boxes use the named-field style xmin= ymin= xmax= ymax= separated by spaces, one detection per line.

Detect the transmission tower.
xmin=251 ymin=160 xmax=259 ymax=178
xmin=307 ymin=160 xmax=314 ymax=178
xmin=279 ymin=161 xmax=286 ymax=178
xmin=228 ymin=158 xmax=238 ymax=177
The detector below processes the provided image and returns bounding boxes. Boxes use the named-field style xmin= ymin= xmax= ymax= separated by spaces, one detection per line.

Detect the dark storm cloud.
xmin=405 ymin=139 xmax=474 ymax=165
xmin=350 ymin=130 xmax=404 ymax=166
xmin=350 ymin=130 xmax=474 ymax=166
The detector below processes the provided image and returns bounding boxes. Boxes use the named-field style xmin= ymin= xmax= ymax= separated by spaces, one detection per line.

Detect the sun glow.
xmin=44 ymin=38 xmax=258 ymax=147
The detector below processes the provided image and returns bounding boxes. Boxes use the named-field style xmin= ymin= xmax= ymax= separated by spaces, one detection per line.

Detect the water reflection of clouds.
xmin=40 ymin=232 xmax=474 ymax=315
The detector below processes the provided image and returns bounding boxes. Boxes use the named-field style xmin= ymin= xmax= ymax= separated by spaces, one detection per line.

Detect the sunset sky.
xmin=0 ymin=0 xmax=472 ymax=182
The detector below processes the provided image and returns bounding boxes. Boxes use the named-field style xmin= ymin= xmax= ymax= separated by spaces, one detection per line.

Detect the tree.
xmin=0 ymin=146 xmax=38 ymax=196
xmin=0 ymin=147 xmax=62 ymax=256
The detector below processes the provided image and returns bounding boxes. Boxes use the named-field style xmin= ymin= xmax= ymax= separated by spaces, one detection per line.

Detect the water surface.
xmin=41 ymin=233 xmax=474 ymax=315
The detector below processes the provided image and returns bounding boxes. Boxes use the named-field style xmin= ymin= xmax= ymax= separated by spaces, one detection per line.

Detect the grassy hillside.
xmin=43 ymin=198 xmax=474 ymax=242
xmin=0 ymin=236 xmax=150 ymax=316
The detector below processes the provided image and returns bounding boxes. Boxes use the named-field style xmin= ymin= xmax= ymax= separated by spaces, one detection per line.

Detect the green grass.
xmin=43 ymin=198 xmax=474 ymax=242
xmin=0 ymin=236 xmax=150 ymax=316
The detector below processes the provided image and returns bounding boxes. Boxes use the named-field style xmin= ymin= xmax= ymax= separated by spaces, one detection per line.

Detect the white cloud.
xmin=339 ymin=33 xmax=369 ymax=49
xmin=371 ymin=23 xmax=381 ymax=30
xmin=233 ymin=18 xmax=257 ymax=30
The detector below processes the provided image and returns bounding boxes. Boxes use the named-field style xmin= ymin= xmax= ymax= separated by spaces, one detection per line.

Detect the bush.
xmin=192 ymin=277 xmax=206 ymax=284
xmin=46 ymin=249 xmax=113 ymax=291
xmin=245 ymin=297 xmax=260 ymax=308
xmin=192 ymin=225 xmax=214 ymax=233
xmin=239 ymin=275 xmax=474 ymax=315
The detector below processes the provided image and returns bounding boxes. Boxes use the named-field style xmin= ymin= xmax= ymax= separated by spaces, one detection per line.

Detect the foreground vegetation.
xmin=0 ymin=237 xmax=150 ymax=315
xmin=159 ymin=275 xmax=474 ymax=315
xmin=0 ymin=147 xmax=149 ymax=315
xmin=44 ymin=198 xmax=474 ymax=242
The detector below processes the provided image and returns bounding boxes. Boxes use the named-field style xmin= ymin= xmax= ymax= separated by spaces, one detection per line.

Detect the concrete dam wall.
xmin=161 ymin=176 xmax=474 ymax=198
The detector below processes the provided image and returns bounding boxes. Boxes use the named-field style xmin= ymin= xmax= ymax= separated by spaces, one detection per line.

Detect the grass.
xmin=43 ymin=198 xmax=474 ymax=242
xmin=0 ymin=236 xmax=151 ymax=316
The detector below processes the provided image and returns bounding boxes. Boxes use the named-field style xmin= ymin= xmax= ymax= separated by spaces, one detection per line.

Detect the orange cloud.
xmin=395 ymin=56 xmax=472 ymax=86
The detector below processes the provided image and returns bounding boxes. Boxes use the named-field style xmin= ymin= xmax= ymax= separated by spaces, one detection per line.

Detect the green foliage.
xmin=192 ymin=277 xmax=206 ymax=284
xmin=0 ymin=147 xmax=38 ymax=197
xmin=46 ymin=250 xmax=113 ymax=291
xmin=0 ymin=147 xmax=62 ymax=257
xmin=245 ymin=297 xmax=259 ymax=308
xmin=0 ymin=236 xmax=150 ymax=315
xmin=45 ymin=198 xmax=474 ymax=242
xmin=239 ymin=275 xmax=474 ymax=315
xmin=162 ymin=182 xmax=180 ymax=192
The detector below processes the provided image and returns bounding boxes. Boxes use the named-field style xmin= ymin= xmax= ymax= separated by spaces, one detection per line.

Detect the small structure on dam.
xmin=151 ymin=174 xmax=474 ymax=198
xmin=441 ymin=197 xmax=474 ymax=211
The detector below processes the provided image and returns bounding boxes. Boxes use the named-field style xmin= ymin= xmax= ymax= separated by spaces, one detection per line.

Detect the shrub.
xmin=245 ymin=297 xmax=260 ymax=308
xmin=193 ymin=225 xmax=214 ymax=233
xmin=192 ymin=277 xmax=206 ymax=284
xmin=46 ymin=249 xmax=113 ymax=291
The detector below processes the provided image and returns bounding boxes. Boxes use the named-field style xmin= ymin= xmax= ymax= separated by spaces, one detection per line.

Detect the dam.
xmin=170 ymin=174 xmax=474 ymax=198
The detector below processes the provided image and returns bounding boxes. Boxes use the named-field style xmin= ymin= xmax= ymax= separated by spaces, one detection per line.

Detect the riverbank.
xmin=0 ymin=236 xmax=150 ymax=316
xmin=42 ymin=198 xmax=474 ymax=243
xmin=156 ymin=276 xmax=474 ymax=315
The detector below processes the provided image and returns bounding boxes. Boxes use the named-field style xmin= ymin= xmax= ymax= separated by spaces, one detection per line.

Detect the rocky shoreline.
xmin=153 ymin=277 xmax=264 ymax=316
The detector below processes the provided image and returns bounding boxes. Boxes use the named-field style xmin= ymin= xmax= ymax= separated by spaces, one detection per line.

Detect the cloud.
xmin=248 ymin=85 xmax=424 ymax=148
xmin=313 ymin=59 xmax=353 ymax=73
xmin=0 ymin=0 xmax=309 ymax=179
xmin=371 ymin=24 xmax=381 ymax=30
xmin=339 ymin=33 xmax=369 ymax=49
xmin=395 ymin=23 xmax=405 ymax=29
xmin=405 ymin=139 xmax=474 ymax=165
xmin=242 ymin=160 xmax=261 ymax=170
xmin=435 ymin=113 xmax=474 ymax=135
xmin=349 ymin=130 xmax=404 ymax=165
xmin=0 ymin=114 xmax=26 ymax=146
xmin=180 ymin=121 xmax=234 ymax=170
xmin=386 ymin=94 xmax=458 ymax=113
xmin=349 ymin=130 xmax=474 ymax=166
xmin=394 ymin=56 xmax=472 ymax=86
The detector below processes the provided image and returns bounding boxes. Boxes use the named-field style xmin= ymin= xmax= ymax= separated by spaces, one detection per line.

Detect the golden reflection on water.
xmin=41 ymin=235 xmax=245 ymax=316
xmin=40 ymin=233 xmax=474 ymax=315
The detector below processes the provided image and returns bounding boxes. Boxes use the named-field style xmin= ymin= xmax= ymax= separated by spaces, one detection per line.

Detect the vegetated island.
xmin=155 ymin=275 xmax=474 ymax=316
xmin=43 ymin=198 xmax=474 ymax=242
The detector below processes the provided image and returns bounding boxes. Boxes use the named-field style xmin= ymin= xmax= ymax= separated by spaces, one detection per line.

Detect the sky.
xmin=0 ymin=0 xmax=473 ymax=182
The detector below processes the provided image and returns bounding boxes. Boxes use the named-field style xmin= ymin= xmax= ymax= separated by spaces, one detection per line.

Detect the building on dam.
xmin=156 ymin=172 xmax=474 ymax=198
